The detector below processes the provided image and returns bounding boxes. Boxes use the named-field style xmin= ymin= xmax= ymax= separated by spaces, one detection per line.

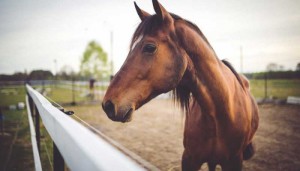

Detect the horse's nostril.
xmin=103 ymin=100 xmax=115 ymax=119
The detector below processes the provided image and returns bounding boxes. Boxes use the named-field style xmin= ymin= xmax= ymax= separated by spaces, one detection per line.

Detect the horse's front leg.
xmin=181 ymin=150 xmax=203 ymax=171
xmin=221 ymin=154 xmax=243 ymax=171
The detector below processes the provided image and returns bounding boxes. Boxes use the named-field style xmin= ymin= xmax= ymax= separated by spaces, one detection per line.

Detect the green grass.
xmin=45 ymin=87 xmax=86 ymax=104
xmin=0 ymin=108 xmax=34 ymax=171
xmin=39 ymin=123 xmax=54 ymax=170
xmin=32 ymin=85 xmax=100 ymax=104
xmin=0 ymin=85 xmax=26 ymax=106
xmin=0 ymin=85 xmax=101 ymax=171
xmin=0 ymin=85 xmax=53 ymax=170
xmin=71 ymin=84 xmax=108 ymax=91
xmin=249 ymin=79 xmax=300 ymax=99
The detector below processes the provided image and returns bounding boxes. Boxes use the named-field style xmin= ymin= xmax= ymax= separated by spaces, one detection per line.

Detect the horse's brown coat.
xmin=102 ymin=1 xmax=259 ymax=170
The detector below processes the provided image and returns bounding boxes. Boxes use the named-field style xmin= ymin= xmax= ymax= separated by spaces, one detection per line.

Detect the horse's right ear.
xmin=152 ymin=0 xmax=173 ymax=24
xmin=134 ymin=2 xmax=150 ymax=21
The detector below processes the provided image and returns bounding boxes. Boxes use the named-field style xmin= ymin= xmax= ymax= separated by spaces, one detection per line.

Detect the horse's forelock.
xmin=130 ymin=15 xmax=161 ymax=49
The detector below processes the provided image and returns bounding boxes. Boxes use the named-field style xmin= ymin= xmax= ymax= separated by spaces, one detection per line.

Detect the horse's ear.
xmin=134 ymin=2 xmax=150 ymax=21
xmin=152 ymin=0 xmax=171 ymax=22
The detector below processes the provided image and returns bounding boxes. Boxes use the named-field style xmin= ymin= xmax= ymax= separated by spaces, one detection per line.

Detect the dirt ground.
xmin=70 ymin=99 xmax=300 ymax=171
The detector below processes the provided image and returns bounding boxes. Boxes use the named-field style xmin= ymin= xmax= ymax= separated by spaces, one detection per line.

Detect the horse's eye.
xmin=142 ymin=44 xmax=157 ymax=54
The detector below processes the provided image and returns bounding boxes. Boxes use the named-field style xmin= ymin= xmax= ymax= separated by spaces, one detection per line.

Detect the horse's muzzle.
xmin=102 ymin=100 xmax=134 ymax=123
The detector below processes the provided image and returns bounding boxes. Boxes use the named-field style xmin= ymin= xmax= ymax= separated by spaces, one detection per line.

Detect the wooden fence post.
xmin=34 ymin=106 xmax=41 ymax=152
xmin=53 ymin=143 xmax=65 ymax=171
xmin=71 ymin=78 xmax=76 ymax=105
xmin=0 ymin=107 xmax=4 ymax=136
xmin=264 ymin=73 xmax=268 ymax=99
xmin=27 ymin=93 xmax=34 ymax=120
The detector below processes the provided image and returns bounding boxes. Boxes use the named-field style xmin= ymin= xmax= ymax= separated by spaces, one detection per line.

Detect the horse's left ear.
xmin=152 ymin=0 xmax=172 ymax=22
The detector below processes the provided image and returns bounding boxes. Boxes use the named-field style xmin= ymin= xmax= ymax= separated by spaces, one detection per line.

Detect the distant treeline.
xmin=0 ymin=69 xmax=93 ymax=81
xmin=1 ymin=70 xmax=300 ymax=81
xmin=0 ymin=70 xmax=53 ymax=81
xmin=244 ymin=71 xmax=300 ymax=79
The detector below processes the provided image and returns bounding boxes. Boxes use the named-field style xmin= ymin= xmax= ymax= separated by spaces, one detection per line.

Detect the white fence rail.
xmin=26 ymin=84 xmax=145 ymax=171
xmin=26 ymin=95 xmax=42 ymax=171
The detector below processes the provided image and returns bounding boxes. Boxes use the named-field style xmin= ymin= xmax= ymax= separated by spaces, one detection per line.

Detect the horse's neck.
xmin=176 ymin=22 xmax=235 ymax=116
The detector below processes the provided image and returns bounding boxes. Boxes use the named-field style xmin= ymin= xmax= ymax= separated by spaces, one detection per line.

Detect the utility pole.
xmin=264 ymin=73 xmax=268 ymax=99
xmin=54 ymin=59 xmax=57 ymax=76
xmin=54 ymin=59 xmax=57 ymax=87
xmin=240 ymin=46 xmax=243 ymax=74
xmin=110 ymin=31 xmax=114 ymax=75
xmin=103 ymin=21 xmax=114 ymax=79
xmin=71 ymin=77 xmax=76 ymax=105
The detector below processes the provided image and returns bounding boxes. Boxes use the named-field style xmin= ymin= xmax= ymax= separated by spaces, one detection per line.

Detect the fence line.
xmin=26 ymin=84 xmax=146 ymax=171
xmin=72 ymin=114 xmax=160 ymax=171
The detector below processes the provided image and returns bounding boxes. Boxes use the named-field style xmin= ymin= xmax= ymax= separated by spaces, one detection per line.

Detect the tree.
xmin=296 ymin=63 xmax=300 ymax=71
xmin=278 ymin=65 xmax=284 ymax=71
xmin=58 ymin=65 xmax=75 ymax=80
xmin=80 ymin=41 xmax=110 ymax=80
xmin=28 ymin=70 xmax=54 ymax=80
xmin=266 ymin=63 xmax=279 ymax=72
xmin=0 ymin=72 xmax=27 ymax=81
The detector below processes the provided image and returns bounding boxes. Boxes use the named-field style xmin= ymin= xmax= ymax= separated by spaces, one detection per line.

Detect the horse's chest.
xmin=183 ymin=118 xmax=217 ymax=155
xmin=184 ymin=117 xmax=244 ymax=161
xmin=183 ymin=130 xmax=235 ymax=162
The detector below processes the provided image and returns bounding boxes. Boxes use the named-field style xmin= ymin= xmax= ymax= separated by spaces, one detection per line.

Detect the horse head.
xmin=102 ymin=0 xmax=188 ymax=122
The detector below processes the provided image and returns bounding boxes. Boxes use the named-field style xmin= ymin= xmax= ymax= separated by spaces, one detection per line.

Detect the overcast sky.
xmin=0 ymin=0 xmax=299 ymax=75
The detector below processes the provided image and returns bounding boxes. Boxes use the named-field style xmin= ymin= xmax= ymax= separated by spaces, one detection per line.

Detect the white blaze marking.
xmin=131 ymin=35 xmax=143 ymax=51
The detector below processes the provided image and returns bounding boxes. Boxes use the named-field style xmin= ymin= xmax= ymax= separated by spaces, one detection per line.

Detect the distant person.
xmin=89 ymin=78 xmax=96 ymax=100
xmin=89 ymin=78 xmax=95 ymax=90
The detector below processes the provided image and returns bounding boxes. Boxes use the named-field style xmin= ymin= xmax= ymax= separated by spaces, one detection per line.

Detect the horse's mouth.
xmin=122 ymin=108 xmax=134 ymax=123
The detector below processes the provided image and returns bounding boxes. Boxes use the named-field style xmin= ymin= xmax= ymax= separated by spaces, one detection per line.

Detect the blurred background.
xmin=0 ymin=0 xmax=299 ymax=171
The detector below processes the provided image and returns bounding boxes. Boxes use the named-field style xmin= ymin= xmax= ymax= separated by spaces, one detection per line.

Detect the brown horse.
xmin=102 ymin=1 xmax=259 ymax=170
